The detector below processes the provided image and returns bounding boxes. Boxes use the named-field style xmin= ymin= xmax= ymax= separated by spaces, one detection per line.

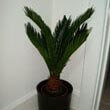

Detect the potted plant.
xmin=24 ymin=7 xmax=94 ymax=110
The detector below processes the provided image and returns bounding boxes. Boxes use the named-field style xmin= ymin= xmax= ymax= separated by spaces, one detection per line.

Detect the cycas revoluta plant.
xmin=24 ymin=7 xmax=94 ymax=94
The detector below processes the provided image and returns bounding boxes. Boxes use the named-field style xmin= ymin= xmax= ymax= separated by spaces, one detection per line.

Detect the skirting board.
xmin=2 ymin=89 xmax=80 ymax=110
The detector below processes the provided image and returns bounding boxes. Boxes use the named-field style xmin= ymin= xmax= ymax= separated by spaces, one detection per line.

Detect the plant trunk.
xmin=46 ymin=75 xmax=62 ymax=93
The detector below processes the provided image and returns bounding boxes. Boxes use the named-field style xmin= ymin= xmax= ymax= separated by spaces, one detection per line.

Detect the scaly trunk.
xmin=46 ymin=75 xmax=62 ymax=93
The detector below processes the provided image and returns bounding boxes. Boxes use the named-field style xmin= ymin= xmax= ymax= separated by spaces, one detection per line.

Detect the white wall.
xmin=0 ymin=0 xmax=106 ymax=110
xmin=0 ymin=0 xmax=52 ymax=109
xmin=80 ymin=0 xmax=109 ymax=110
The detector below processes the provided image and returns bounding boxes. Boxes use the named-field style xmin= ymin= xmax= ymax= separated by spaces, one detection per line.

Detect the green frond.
xmin=53 ymin=15 xmax=71 ymax=40
xmin=53 ymin=16 xmax=72 ymax=62
xmin=24 ymin=7 xmax=56 ymax=69
xmin=69 ymin=8 xmax=94 ymax=37
xmin=53 ymin=8 xmax=94 ymax=75
xmin=56 ymin=26 xmax=91 ymax=74
xmin=25 ymin=22 xmax=52 ymax=73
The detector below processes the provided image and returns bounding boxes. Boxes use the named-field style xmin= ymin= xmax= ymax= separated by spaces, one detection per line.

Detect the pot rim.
xmin=36 ymin=79 xmax=73 ymax=97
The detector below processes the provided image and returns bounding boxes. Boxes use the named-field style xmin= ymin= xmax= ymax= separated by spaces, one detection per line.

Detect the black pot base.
xmin=37 ymin=79 xmax=73 ymax=110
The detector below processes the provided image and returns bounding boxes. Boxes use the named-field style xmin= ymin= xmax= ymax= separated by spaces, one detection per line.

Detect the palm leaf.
xmin=53 ymin=16 xmax=72 ymax=63
xmin=56 ymin=25 xmax=91 ymax=75
xmin=68 ymin=8 xmax=94 ymax=37
xmin=53 ymin=8 xmax=94 ymax=75
xmin=24 ymin=7 xmax=56 ymax=71
xmin=25 ymin=22 xmax=53 ymax=73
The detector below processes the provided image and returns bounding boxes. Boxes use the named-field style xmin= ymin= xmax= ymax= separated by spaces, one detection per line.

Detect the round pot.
xmin=36 ymin=79 xmax=73 ymax=110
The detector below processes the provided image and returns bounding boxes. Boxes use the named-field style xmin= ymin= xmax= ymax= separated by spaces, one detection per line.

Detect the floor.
xmin=100 ymin=87 xmax=110 ymax=110
xmin=13 ymin=95 xmax=38 ymax=110
xmin=100 ymin=64 xmax=110 ymax=110
xmin=13 ymin=94 xmax=74 ymax=110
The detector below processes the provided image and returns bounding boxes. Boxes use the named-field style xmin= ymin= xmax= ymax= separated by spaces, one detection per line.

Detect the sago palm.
xmin=24 ymin=7 xmax=94 ymax=93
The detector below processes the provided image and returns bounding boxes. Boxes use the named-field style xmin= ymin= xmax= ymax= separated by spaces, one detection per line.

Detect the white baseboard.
xmin=2 ymin=90 xmax=37 ymax=110
xmin=2 ymin=89 xmax=80 ymax=110
xmin=71 ymin=89 xmax=80 ymax=110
